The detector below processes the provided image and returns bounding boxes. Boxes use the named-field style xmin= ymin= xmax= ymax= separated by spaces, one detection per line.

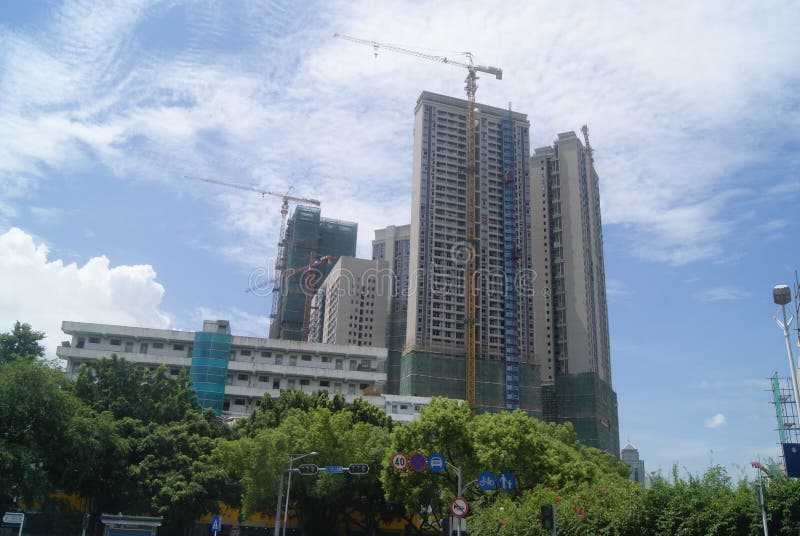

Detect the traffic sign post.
xmin=323 ymin=465 xmax=344 ymax=474
xmin=450 ymin=497 xmax=469 ymax=518
xmin=391 ymin=452 xmax=408 ymax=471
xmin=210 ymin=514 xmax=222 ymax=535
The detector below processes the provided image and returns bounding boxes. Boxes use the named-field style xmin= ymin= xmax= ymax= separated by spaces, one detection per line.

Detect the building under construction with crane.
xmin=268 ymin=205 xmax=358 ymax=341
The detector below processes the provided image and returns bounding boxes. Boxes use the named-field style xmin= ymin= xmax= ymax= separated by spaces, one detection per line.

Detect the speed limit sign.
xmin=391 ymin=451 xmax=408 ymax=471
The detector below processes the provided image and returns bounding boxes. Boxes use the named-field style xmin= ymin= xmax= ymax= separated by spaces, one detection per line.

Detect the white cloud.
xmin=0 ymin=227 xmax=170 ymax=358
xmin=705 ymin=413 xmax=727 ymax=429
xmin=694 ymin=286 xmax=750 ymax=302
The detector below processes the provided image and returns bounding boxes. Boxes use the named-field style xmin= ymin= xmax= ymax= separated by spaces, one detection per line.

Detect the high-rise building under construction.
xmin=401 ymin=91 xmax=541 ymax=415
xmin=269 ymin=205 xmax=357 ymax=340
xmin=532 ymin=131 xmax=619 ymax=454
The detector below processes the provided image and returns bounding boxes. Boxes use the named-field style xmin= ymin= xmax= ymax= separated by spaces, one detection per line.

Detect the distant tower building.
xmin=531 ymin=131 xmax=619 ymax=455
xmin=309 ymin=256 xmax=390 ymax=347
xmin=269 ymin=205 xmax=357 ymax=340
xmin=373 ymin=225 xmax=411 ymax=394
xmin=621 ymin=442 xmax=646 ymax=484
xmin=402 ymin=91 xmax=540 ymax=414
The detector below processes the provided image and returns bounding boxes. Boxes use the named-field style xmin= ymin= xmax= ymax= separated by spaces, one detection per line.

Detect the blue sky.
xmin=1 ymin=0 xmax=798 ymax=477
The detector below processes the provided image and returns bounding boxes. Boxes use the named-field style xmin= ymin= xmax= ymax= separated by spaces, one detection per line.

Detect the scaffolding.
xmin=269 ymin=205 xmax=357 ymax=340
xmin=502 ymin=115 xmax=520 ymax=410
xmin=769 ymin=373 xmax=800 ymax=468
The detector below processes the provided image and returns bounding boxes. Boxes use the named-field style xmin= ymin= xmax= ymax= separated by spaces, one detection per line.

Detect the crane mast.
xmin=335 ymin=34 xmax=503 ymax=407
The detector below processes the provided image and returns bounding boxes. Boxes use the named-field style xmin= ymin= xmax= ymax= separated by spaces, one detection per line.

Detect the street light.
xmin=282 ymin=451 xmax=318 ymax=536
xmin=774 ymin=284 xmax=800 ymax=421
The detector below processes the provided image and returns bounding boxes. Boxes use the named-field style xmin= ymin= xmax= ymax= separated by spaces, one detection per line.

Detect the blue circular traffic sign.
xmin=497 ymin=472 xmax=516 ymax=491
xmin=427 ymin=453 xmax=445 ymax=473
xmin=409 ymin=451 xmax=427 ymax=472
xmin=477 ymin=471 xmax=496 ymax=491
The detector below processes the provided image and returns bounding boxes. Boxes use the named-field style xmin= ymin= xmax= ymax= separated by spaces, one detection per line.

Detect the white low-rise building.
xmin=57 ymin=320 xmax=431 ymax=422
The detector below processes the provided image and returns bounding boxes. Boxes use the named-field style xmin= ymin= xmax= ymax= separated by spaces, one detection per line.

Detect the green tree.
xmin=766 ymin=474 xmax=800 ymax=534
xmin=0 ymin=321 xmax=45 ymax=365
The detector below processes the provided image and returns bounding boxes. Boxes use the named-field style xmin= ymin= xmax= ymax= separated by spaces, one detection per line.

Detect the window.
xmin=349 ymin=360 xmax=357 ymax=370
xmin=287 ymin=379 xmax=296 ymax=390
xmin=88 ymin=336 xmax=100 ymax=344
xmin=152 ymin=342 xmax=164 ymax=349
xmin=301 ymin=354 xmax=312 ymax=361
xmin=258 ymin=375 xmax=269 ymax=383
xmin=187 ymin=346 xmax=193 ymax=357
xmin=237 ymin=374 xmax=248 ymax=382
xmin=400 ymin=404 xmax=408 ymax=410
xmin=76 ymin=338 xmax=85 ymax=348
xmin=300 ymin=379 xmax=310 ymax=386
xmin=289 ymin=355 xmax=297 ymax=366
xmin=335 ymin=359 xmax=343 ymax=370
xmin=173 ymin=344 xmax=184 ymax=351
xmin=348 ymin=384 xmax=356 ymax=395
xmin=272 ymin=379 xmax=280 ymax=389
xmin=261 ymin=351 xmax=271 ymax=358
xmin=360 ymin=359 xmax=370 ymax=369
xmin=334 ymin=383 xmax=342 ymax=393
xmin=124 ymin=341 xmax=134 ymax=353
xmin=234 ymin=398 xmax=245 ymax=406
xmin=170 ymin=368 xmax=180 ymax=376
xmin=240 ymin=349 xmax=251 ymax=356
xmin=359 ymin=383 xmax=369 ymax=390
xmin=275 ymin=354 xmax=283 ymax=365
xmin=226 ymin=374 xmax=233 ymax=385
xmin=319 ymin=380 xmax=330 ymax=387
xmin=321 ymin=356 xmax=331 ymax=363
xmin=223 ymin=400 xmax=231 ymax=411
xmin=110 ymin=339 xmax=121 ymax=346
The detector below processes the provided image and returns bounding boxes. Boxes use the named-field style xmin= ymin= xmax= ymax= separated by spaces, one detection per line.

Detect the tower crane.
xmin=184 ymin=175 xmax=321 ymax=317
xmin=334 ymin=34 xmax=503 ymax=407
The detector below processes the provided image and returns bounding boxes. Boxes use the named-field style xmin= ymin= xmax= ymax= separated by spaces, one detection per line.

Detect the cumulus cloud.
xmin=705 ymin=413 xmax=727 ymax=429
xmin=0 ymin=227 xmax=170 ymax=358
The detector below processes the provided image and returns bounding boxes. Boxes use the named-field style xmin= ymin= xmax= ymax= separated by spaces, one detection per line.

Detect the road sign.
xmin=391 ymin=452 xmax=408 ymax=471
xmin=3 ymin=513 xmax=24 ymax=525
xmin=497 ymin=472 xmax=516 ymax=491
xmin=297 ymin=463 xmax=319 ymax=476
xmin=450 ymin=497 xmax=469 ymax=518
xmin=477 ymin=471 xmax=496 ymax=491
xmin=324 ymin=465 xmax=344 ymax=474
xmin=210 ymin=515 xmax=221 ymax=532
xmin=348 ymin=463 xmax=369 ymax=475
xmin=427 ymin=453 xmax=445 ymax=473
xmin=409 ymin=451 xmax=427 ymax=472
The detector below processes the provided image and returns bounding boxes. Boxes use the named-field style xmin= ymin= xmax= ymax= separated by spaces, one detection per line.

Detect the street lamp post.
xmin=282 ymin=451 xmax=318 ymax=536
xmin=773 ymin=285 xmax=800 ymax=420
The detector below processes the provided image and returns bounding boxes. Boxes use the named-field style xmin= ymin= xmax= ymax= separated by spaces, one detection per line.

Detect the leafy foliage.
xmin=0 ymin=321 xmax=45 ymax=365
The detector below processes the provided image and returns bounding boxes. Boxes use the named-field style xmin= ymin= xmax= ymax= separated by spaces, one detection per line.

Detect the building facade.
xmin=401 ymin=91 xmax=540 ymax=414
xmin=531 ymin=132 xmax=618 ymax=454
xmin=621 ymin=442 xmax=646 ymax=484
xmin=269 ymin=205 xmax=358 ymax=341
xmin=309 ymin=256 xmax=390 ymax=347
xmin=57 ymin=320 xmax=430 ymax=423
xmin=372 ymin=224 xmax=411 ymax=394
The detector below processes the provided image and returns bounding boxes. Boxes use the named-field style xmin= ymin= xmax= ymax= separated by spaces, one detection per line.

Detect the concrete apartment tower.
xmin=372 ymin=225 xmax=411 ymax=394
xmin=269 ymin=205 xmax=357 ymax=341
xmin=402 ymin=91 xmax=540 ymax=414
xmin=531 ymin=131 xmax=619 ymax=454
xmin=309 ymin=256 xmax=390 ymax=347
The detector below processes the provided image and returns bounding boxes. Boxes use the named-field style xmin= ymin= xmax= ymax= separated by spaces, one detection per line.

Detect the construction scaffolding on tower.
xmin=769 ymin=373 xmax=800 ymax=468
xmin=269 ymin=205 xmax=357 ymax=341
